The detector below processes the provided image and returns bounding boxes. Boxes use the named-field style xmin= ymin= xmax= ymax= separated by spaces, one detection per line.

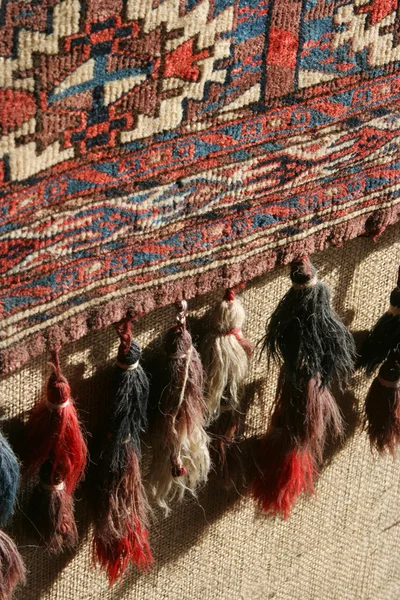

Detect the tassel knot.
xmin=171 ymin=457 xmax=187 ymax=478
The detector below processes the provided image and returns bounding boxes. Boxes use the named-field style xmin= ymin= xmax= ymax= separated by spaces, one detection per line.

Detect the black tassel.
xmin=93 ymin=319 xmax=153 ymax=585
xmin=251 ymin=256 xmax=356 ymax=516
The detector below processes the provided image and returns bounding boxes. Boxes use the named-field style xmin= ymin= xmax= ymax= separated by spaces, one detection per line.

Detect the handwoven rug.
xmin=1 ymin=0 xmax=400 ymax=372
xmin=2 ymin=223 xmax=400 ymax=600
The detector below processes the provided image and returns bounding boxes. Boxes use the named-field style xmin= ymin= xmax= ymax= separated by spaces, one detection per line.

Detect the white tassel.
xmin=201 ymin=289 xmax=252 ymax=422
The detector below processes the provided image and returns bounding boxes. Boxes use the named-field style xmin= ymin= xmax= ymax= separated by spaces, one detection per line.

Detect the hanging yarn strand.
xmin=93 ymin=319 xmax=153 ymax=585
xmin=149 ymin=300 xmax=210 ymax=514
xmin=0 ymin=433 xmax=26 ymax=599
xmin=251 ymin=256 xmax=356 ymax=517
xmin=23 ymin=349 xmax=87 ymax=551
xmin=201 ymin=288 xmax=252 ymax=421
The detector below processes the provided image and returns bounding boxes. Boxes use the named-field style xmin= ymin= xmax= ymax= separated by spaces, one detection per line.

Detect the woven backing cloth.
xmin=2 ymin=0 xmax=400 ymax=374
xmin=0 ymin=222 xmax=398 ymax=600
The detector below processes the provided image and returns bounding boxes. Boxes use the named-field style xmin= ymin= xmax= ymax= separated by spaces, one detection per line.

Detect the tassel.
xmin=201 ymin=288 xmax=252 ymax=420
xmin=201 ymin=288 xmax=252 ymax=488
xmin=358 ymin=266 xmax=400 ymax=375
xmin=23 ymin=349 xmax=87 ymax=551
xmin=93 ymin=320 xmax=153 ymax=584
xmin=29 ymin=461 xmax=78 ymax=553
xmin=251 ymin=257 xmax=355 ymax=517
xmin=358 ymin=267 xmax=400 ymax=453
xmin=364 ymin=352 xmax=400 ymax=454
xmin=149 ymin=300 xmax=210 ymax=513
xmin=0 ymin=432 xmax=26 ymax=598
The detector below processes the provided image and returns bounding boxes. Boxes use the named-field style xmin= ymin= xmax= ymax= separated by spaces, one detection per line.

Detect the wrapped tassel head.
xmin=210 ymin=289 xmax=246 ymax=333
xmin=47 ymin=365 xmax=71 ymax=409
xmin=290 ymin=255 xmax=317 ymax=287
xmin=164 ymin=319 xmax=192 ymax=361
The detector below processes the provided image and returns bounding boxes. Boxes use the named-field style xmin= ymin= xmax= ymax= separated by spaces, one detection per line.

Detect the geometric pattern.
xmin=1 ymin=0 xmax=400 ymax=372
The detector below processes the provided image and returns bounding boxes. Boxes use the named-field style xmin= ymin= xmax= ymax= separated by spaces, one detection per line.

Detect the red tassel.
xmin=23 ymin=350 xmax=87 ymax=494
xmin=364 ymin=354 xmax=400 ymax=454
xmin=23 ymin=349 xmax=87 ymax=551
xmin=251 ymin=257 xmax=354 ymax=517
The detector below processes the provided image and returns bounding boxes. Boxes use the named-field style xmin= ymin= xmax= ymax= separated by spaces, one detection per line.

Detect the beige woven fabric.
xmin=1 ymin=223 xmax=400 ymax=600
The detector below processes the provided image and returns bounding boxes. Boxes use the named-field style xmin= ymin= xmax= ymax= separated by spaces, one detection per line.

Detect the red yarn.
xmin=23 ymin=351 xmax=87 ymax=494
xmin=232 ymin=329 xmax=253 ymax=358
xmin=94 ymin=519 xmax=153 ymax=585
xmin=224 ymin=289 xmax=235 ymax=302
xmin=252 ymin=437 xmax=316 ymax=519
xmin=115 ymin=318 xmax=132 ymax=358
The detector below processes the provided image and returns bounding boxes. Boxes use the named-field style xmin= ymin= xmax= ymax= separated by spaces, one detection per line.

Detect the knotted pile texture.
xmin=1 ymin=0 xmax=400 ymax=373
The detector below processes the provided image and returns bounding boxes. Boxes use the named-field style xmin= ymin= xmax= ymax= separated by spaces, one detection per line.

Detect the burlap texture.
xmin=1 ymin=223 xmax=400 ymax=600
